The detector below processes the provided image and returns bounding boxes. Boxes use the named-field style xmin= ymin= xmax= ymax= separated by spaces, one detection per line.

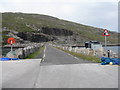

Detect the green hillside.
xmin=2 ymin=12 xmax=119 ymax=44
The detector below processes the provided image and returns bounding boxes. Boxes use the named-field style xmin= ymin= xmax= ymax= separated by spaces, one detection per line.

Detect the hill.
xmin=2 ymin=12 xmax=119 ymax=45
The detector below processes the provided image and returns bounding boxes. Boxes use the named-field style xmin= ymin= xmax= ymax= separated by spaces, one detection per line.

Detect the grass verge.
xmin=26 ymin=46 xmax=45 ymax=59
xmin=55 ymin=47 xmax=101 ymax=63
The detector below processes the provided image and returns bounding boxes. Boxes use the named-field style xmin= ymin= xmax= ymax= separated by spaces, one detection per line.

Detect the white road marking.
xmin=67 ymin=53 xmax=79 ymax=60
xmin=42 ymin=46 xmax=46 ymax=61
xmin=54 ymin=46 xmax=80 ymax=61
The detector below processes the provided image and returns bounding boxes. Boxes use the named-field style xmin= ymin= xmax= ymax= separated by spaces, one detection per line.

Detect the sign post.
xmin=7 ymin=37 xmax=16 ymax=52
xmin=105 ymin=36 xmax=106 ymax=50
xmin=10 ymin=40 xmax=13 ymax=52
xmin=102 ymin=29 xmax=110 ymax=51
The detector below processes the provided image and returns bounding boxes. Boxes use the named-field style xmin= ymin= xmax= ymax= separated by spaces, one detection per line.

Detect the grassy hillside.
xmin=2 ymin=12 xmax=119 ymax=44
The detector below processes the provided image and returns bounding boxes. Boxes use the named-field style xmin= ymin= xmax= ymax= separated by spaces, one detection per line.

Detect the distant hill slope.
xmin=2 ymin=12 xmax=119 ymax=45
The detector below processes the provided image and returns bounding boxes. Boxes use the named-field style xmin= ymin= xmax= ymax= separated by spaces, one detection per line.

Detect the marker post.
xmin=105 ymin=36 xmax=107 ymax=51
xmin=102 ymin=29 xmax=110 ymax=56
xmin=11 ymin=44 xmax=13 ymax=52
xmin=10 ymin=40 xmax=13 ymax=52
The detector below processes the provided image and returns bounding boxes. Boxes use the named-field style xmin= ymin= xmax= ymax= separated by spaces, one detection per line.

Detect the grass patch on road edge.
xmin=26 ymin=46 xmax=45 ymax=59
xmin=55 ymin=47 xmax=101 ymax=63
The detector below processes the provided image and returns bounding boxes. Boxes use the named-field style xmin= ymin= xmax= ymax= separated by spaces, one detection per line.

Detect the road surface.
xmin=2 ymin=45 xmax=118 ymax=88
xmin=41 ymin=45 xmax=92 ymax=66
xmin=2 ymin=59 xmax=41 ymax=88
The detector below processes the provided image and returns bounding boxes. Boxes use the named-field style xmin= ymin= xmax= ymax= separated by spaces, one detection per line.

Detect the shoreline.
xmin=102 ymin=45 xmax=120 ymax=47
xmin=71 ymin=45 xmax=119 ymax=48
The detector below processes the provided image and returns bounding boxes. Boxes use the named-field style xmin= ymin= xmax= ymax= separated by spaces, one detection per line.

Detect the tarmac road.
xmin=41 ymin=45 xmax=92 ymax=66
xmin=36 ymin=45 xmax=118 ymax=88
xmin=2 ymin=45 xmax=118 ymax=88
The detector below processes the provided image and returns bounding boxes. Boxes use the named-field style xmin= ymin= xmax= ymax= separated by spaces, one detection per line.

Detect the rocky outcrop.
xmin=17 ymin=32 xmax=56 ymax=42
xmin=16 ymin=27 xmax=74 ymax=43
xmin=41 ymin=27 xmax=73 ymax=36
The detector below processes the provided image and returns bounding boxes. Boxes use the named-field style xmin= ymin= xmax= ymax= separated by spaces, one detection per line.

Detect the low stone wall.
xmin=6 ymin=43 xmax=43 ymax=59
xmin=52 ymin=44 xmax=118 ymax=58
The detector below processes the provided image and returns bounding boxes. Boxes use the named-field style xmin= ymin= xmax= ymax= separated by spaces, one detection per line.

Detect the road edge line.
xmin=42 ymin=46 xmax=46 ymax=62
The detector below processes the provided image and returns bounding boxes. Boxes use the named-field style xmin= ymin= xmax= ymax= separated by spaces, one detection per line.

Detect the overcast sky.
xmin=0 ymin=0 xmax=119 ymax=32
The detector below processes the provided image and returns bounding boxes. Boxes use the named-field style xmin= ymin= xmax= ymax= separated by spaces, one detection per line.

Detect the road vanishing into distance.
xmin=41 ymin=45 xmax=92 ymax=66
xmin=1 ymin=45 xmax=118 ymax=89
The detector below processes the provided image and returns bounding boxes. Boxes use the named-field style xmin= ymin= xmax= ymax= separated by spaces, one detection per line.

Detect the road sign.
xmin=7 ymin=37 xmax=16 ymax=45
xmin=102 ymin=29 xmax=110 ymax=36
xmin=7 ymin=37 xmax=16 ymax=52
xmin=102 ymin=29 xmax=110 ymax=53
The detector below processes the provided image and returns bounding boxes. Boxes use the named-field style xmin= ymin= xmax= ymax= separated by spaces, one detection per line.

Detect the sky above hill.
xmin=0 ymin=0 xmax=119 ymax=32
